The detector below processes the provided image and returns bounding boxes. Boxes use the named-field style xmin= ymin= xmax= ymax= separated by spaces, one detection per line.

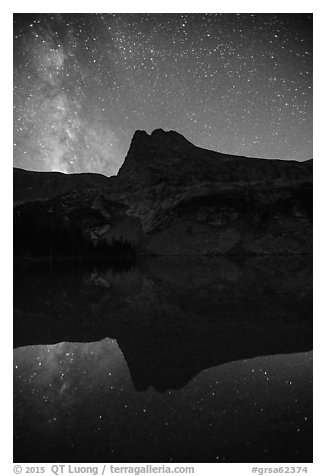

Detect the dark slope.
xmin=111 ymin=129 xmax=312 ymax=255
xmin=13 ymin=167 xmax=113 ymax=205
xmin=13 ymin=129 xmax=313 ymax=257
xmin=116 ymin=129 xmax=312 ymax=190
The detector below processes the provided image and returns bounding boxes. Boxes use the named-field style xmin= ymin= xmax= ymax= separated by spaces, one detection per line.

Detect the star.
xmin=13 ymin=13 xmax=312 ymax=175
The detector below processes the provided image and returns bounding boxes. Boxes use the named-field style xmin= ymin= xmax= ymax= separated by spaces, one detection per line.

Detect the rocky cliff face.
xmin=117 ymin=129 xmax=312 ymax=189
xmin=13 ymin=129 xmax=313 ymax=257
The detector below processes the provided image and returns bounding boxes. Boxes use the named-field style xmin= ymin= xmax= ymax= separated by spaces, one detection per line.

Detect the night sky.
xmin=13 ymin=13 xmax=313 ymax=176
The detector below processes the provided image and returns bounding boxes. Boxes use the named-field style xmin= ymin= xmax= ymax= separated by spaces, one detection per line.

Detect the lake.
xmin=13 ymin=256 xmax=312 ymax=463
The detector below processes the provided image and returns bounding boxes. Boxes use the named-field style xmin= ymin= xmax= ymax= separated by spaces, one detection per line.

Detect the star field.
xmin=13 ymin=13 xmax=313 ymax=175
xmin=14 ymin=340 xmax=312 ymax=462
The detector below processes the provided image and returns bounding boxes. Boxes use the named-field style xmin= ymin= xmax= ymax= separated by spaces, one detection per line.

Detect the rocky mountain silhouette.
xmin=13 ymin=129 xmax=313 ymax=257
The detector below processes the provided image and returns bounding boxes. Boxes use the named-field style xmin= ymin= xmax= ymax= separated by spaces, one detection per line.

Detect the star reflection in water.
xmin=13 ymin=256 xmax=312 ymax=462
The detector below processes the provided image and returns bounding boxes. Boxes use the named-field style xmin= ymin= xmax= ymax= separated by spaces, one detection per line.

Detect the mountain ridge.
xmin=116 ymin=129 xmax=312 ymax=190
xmin=13 ymin=128 xmax=313 ymax=257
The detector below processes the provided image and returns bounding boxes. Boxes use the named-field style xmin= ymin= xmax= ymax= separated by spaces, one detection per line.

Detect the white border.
xmin=4 ymin=2 xmax=323 ymax=474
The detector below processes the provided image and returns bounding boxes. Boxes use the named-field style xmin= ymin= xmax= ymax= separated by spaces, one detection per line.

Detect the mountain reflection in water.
xmin=13 ymin=256 xmax=312 ymax=463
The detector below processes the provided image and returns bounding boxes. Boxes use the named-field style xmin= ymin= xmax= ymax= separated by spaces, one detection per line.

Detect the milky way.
xmin=13 ymin=13 xmax=312 ymax=176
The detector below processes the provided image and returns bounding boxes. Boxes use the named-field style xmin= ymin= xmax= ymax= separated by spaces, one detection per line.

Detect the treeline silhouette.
xmin=14 ymin=213 xmax=136 ymax=261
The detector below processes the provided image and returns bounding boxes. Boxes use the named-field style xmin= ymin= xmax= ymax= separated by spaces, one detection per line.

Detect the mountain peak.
xmin=129 ymin=128 xmax=195 ymax=152
xmin=116 ymin=127 xmax=313 ymax=190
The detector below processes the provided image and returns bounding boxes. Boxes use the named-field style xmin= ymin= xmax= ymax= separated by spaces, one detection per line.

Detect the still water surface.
xmin=14 ymin=257 xmax=312 ymax=462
